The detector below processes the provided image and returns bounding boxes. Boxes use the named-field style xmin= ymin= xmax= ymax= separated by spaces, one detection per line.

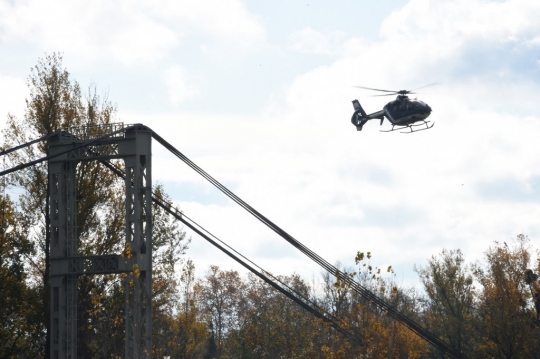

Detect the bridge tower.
xmin=48 ymin=124 xmax=153 ymax=359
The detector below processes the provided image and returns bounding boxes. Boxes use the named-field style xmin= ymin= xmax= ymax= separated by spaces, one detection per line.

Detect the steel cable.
xmin=0 ymin=126 xmax=133 ymax=177
xmin=97 ymin=157 xmax=362 ymax=345
xmin=151 ymin=131 xmax=465 ymax=358
xmin=154 ymin=196 xmax=364 ymax=346
xmin=0 ymin=125 xmax=464 ymax=357
xmin=0 ymin=132 xmax=59 ymax=157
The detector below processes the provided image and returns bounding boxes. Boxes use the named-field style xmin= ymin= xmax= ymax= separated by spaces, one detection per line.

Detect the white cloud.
xmin=268 ymin=0 xmax=540 ymax=278
xmin=0 ymin=0 xmax=265 ymax=66
xmin=288 ymin=28 xmax=347 ymax=55
xmin=0 ymin=75 xmax=27 ymax=129
xmin=164 ymin=66 xmax=200 ymax=104
xmin=147 ymin=0 xmax=265 ymax=44
xmin=377 ymin=0 xmax=540 ymax=79
xmin=0 ymin=0 xmax=179 ymax=65
xmin=381 ymin=0 xmax=540 ymax=42
xmin=3 ymin=0 xmax=540 ymax=284
xmin=143 ymin=0 xmax=540 ymax=281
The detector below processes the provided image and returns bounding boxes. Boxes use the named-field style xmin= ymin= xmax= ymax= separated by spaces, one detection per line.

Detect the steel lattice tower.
xmin=48 ymin=124 xmax=152 ymax=359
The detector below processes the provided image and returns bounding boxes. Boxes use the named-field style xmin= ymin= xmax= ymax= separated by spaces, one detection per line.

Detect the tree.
xmin=0 ymin=194 xmax=43 ymax=357
xmin=164 ymin=259 xmax=209 ymax=359
xmin=415 ymin=249 xmax=476 ymax=357
xmin=4 ymin=53 xmax=86 ymax=357
xmin=349 ymin=252 xmax=428 ymax=359
xmin=474 ymin=235 xmax=540 ymax=358
xmin=319 ymin=253 xmax=428 ymax=359
xmin=195 ymin=265 xmax=245 ymax=358
xmin=227 ymin=272 xmax=321 ymax=359
xmin=2 ymin=53 xmax=188 ymax=357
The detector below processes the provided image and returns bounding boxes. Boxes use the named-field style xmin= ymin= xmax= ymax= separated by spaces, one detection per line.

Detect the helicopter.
xmin=351 ymin=84 xmax=437 ymax=133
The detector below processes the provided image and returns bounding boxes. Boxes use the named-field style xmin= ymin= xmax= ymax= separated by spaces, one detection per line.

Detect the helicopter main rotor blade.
xmin=411 ymin=82 xmax=441 ymax=92
xmin=371 ymin=90 xmax=419 ymax=97
xmin=354 ymin=86 xmax=397 ymax=93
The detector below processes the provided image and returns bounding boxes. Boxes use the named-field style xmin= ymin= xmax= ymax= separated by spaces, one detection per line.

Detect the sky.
xmin=1 ymin=0 xmax=540 ymax=287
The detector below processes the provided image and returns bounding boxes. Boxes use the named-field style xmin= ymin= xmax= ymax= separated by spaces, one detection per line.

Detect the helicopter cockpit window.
xmin=397 ymin=99 xmax=409 ymax=112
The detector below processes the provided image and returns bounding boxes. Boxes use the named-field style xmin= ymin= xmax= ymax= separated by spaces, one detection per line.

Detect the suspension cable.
xmin=157 ymin=196 xmax=364 ymax=346
xmin=0 ymin=126 xmax=133 ymax=177
xmin=0 ymin=125 xmax=465 ymax=357
xmin=151 ymin=131 xmax=466 ymax=359
xmin=98 ymin=157 xmax=363 ymax=345
xmin=0 ymin=132 xmax=59 ymax=157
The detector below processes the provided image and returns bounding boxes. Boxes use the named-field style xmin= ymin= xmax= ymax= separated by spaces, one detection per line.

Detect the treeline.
xmin=1 ymin=54 xmax=539 ymax=358
xmin=163 ymin=238 xmax=540 ymax=359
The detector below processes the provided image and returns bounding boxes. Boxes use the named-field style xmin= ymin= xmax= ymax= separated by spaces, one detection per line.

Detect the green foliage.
xmin=0 ymin=194 xmax=44 ymax=357
xmin=416 ymin=236 xmax=540 ymax=358
xmin=473 ymin=235 xmax=540 ymax=358
xmin=415 ymin=249 xmax=476 ymax=356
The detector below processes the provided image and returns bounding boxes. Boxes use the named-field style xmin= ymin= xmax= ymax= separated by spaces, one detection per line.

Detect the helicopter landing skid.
xmin=380 ymin=121 xmax=434 ymax=134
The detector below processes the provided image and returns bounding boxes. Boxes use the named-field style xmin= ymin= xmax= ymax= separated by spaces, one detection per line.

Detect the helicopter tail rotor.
xmin=351 ymin=99 xmax=367 ymax=117
xmin=351 ymin=100 xmax=369 ymax=131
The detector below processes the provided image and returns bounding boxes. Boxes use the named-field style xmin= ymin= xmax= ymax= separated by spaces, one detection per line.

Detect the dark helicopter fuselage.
xmin=351 ymin=94 xmax=432 ymax=132
xmin=383 ymin=95 xmax=432 ymax=126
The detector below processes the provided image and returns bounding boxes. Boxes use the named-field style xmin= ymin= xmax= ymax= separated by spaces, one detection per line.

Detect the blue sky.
xmin=2 ymin=0 xmax=540 ymax=286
